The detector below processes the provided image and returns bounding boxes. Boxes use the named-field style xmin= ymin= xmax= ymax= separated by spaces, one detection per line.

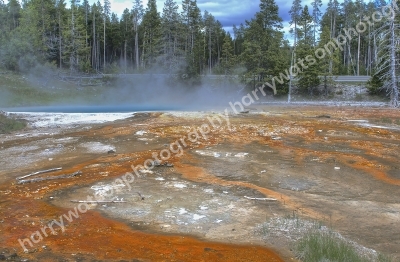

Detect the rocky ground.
xmin=0 ymin=105 xmax=399 ymax=261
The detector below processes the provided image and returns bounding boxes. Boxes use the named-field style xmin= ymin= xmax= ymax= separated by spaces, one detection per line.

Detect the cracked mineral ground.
xmin=0 ymin=105 xmax=399 ymax=261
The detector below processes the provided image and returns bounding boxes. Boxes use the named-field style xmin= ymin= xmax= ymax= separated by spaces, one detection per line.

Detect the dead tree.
xmin=373 ymin=10 xmax=400 ymax=107
xmin=16 ymin=167 xmax=62 ymax=181
xmin=17 ymin=171 xmax=82 ymax=184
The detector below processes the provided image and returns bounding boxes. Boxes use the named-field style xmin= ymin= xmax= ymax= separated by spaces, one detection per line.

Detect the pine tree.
xmin=181 ymin=0 xmax=203 ymax=77
xmin=327 ymin=0 xmax=339 ymax=37
xmin=11 ymin=0 xmax=58 ymax=68
xmin=372 ymin=7 xmax=400 ymax=107
xmin=289 ymin=0 xmax=302 ymax=47
xmin=260 ymin=0 xmax=283 ymax=30
xmin=7 ymin=0 xmax=21 ymax=30
xmin=0 ymin=0 xmax=6 ymax=48
xmin=203 ymin=11 xmax=216 ymax=74
xmin=297 ymin=5 xmax=316 ymax=95
xmin=355 ymin=0 xmax=366 ymax=76
xmin=232 ymin=24 xmax=245 ymax=56
xmin=161 ymin=0 xmax=182 ymax=71
xmin=108 ymin=13 xmax=122 ymax=66
xmin=132 ymin=0 xmax=144 ymax=70
xmin=311 ymin=0 xmax=322 ymax=46
xmin=0 ymin=0 xmax=20 ymax=68
xmin=340 ymin=0 xmax=355 ymax=75
xmin=214 ymin=21 xmax=225 ymax=67
xmin=63 ymin=0 xmax=89 ymax=72
xmin=320 ymin=0 xmax=340 ymax=75
xmin=242 ymin=0 xmax=288 ymax=95
xmin=220 ymin=32 xmax=235 ymax=75
xmin=181 ymin=0 xmax=191 ymax=54
xmin=90 ymin=2 xmax=103 ymax=71
xmin=56 ymin=0 xmax=67 ymax=69
xmin=288 ymin=0 xmax=302 ymax=101
xmin=299 ymin=5 xmax=313 ymax=45
xmin=141 ymin=0 xmax=162 ymax=68
xmin=120 ymin=8 xmax=132 ymax=72
xmin=103 ymin=0 xmax=110 ymax=68
xmin=318 ymin=26 xmax=340 ymax=94
xmin=296 ymin=44 xmax=320 ymax=95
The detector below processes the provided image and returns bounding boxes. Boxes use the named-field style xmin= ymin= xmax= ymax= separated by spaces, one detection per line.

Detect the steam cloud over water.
xmin=100 ymin=74 xmax=244 ymax=111
xmin=1 ymin=66 xmax=250 ymax=113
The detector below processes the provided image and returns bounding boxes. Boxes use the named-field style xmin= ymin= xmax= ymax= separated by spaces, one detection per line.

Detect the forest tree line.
xmin=0 ymin=0 xmax=399 ymax=102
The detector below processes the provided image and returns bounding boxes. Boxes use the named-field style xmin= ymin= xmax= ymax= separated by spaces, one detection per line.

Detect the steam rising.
xmin=1 ymin=64 xmax=249 ymax=112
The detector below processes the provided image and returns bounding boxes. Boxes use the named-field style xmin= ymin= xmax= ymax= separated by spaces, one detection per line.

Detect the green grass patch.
xmin=259 ymin=216 xmax=394 ymax=262
xmin=377 ymin=253 xmax=395 ymax=262
xmin=296 ymin=231 xmax=367 ymax=262
xmin=380 ymin=117 xmax=392 ymax=124
xmin=295 ymin=231 xmax=394 ymax=262
xmin=374 ymin=117 xmax=400 ymax=126
xmin=354 ymin=93 xmax=363 ymax=101
xmin=0 ymin=113 xmax=26 ymax=134
xmin=0 ymin=72 xmax=111 ymax=107
xmin=0 ymin=72 xmax=55 ymax=106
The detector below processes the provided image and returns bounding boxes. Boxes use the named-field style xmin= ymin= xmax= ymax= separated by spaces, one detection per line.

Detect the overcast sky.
xmin=6 ymin=0 xmax=328 ymax=40
xmin=107 ymin=0 xmax=328 ymax=40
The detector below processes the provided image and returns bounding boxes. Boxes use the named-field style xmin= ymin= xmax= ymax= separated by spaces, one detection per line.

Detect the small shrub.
xmin=296 ymin=231 xmax=367 ymax=262
xmin=380 ymin=117 xmax=392 ymax=124
xmin=377 ymin=253 xmax=394 ymax=262
xmin=367 ymin=74 xmax=386 ymax=96
xmin=355 ymin=93 xmax=363 ymax=101
xmin=259 ymin=216 xmax=393 ymax=262
xmin=0 ymin=113 xmax=26 ymax=134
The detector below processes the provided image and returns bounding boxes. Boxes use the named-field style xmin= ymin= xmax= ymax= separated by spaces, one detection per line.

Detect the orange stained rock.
xmin=0 ymin=156 xmax=285 ymax=262
xmin=1 ymin=197 xmax=284 ymax=261
xmin=174 ymin=160 xmax=322 ymax=219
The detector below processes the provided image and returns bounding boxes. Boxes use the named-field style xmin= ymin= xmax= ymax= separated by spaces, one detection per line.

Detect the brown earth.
xmin=0 ymin=105 xmax=399 ymax=261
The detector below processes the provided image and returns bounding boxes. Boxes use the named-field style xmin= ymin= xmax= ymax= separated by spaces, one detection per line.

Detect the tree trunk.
xmin=92 ymin=13 xmax=97 ymax=71
xmin=390 ymin=20 xmax=398 ymax=107
xmin=347 ymin=43 xmax=356 ymax=75
xmin=288 ymin=20 xmax=298 ymax=103
xmin=357 ymin=33 xmax=360 ymax=76
xmin=329 ymin=10 xmax=336 ymax=74
xmin=135 ymin=30 xmax=139 ymax=70
xmin=124 ymin=40 xmax=127 ymax=73
xmin=59 ymin=12 xmax=62 ymax=69
xmin=103 ymin=20 xmax=106 ymax=70
xmin=70 ymin=6 xmax=75 ymax=72
xmin=367 ymin=24 xmax=371 ymax=76
xmin=208 ymin=28 xmax=211 ymax=74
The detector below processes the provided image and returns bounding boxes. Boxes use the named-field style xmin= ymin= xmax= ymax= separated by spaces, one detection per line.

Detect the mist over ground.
xmin=104 ymin=74 xmax=243 ymax=109
xmin=0 ymin=65 xmax=256 ymax=112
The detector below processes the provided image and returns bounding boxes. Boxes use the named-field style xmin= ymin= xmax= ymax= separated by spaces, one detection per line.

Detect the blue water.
xmin=3 ymin=105 xmax=183 ymax=113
